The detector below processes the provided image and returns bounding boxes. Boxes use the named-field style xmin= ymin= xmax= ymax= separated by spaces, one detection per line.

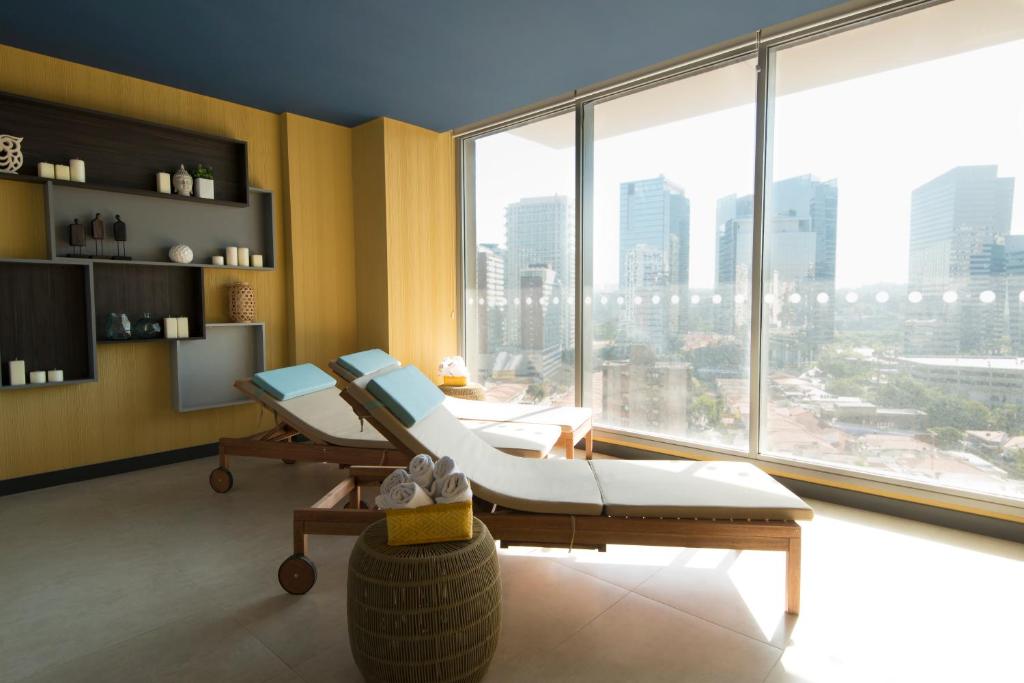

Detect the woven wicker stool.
xmin=437 ymin=382 xmax=486 ymax=401
xmin=347 ymin=518 xmax=501 ymax=683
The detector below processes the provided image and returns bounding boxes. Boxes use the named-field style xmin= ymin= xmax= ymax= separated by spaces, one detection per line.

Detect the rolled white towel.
xmin=408 ymin=454 xmax=435 ymax=491
xmin=435 ymin=471 xmax=472 ymax=504
xmin=377 ymin=481 xmax=434 ymax=510
xmin=379 ymin=468 xmax=411 ymax=497
xmin=434 ymin=455 xmax=458 ymax=481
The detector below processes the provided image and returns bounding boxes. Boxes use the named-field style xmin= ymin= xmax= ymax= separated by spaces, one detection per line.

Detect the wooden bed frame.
xmin=276 ymin=394 xmax=805 ymax=615
xmin=210 ymin=421 xmax=410 ymax=493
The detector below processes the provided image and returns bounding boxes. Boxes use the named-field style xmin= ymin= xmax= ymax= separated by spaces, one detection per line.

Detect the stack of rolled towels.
xmin=374 ymin=454 xmax=473 ymax=510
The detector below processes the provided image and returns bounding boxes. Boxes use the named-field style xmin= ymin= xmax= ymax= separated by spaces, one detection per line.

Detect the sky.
xmin=472 ymin=34 xmax=1024 ymax=292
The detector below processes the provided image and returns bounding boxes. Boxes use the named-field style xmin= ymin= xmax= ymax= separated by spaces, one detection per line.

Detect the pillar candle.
xmin=47 ymin=369 xmax=63 ymax=383
xmin=251 ymin=254 xmax=264 ymax=268
xmin=156 ymin=172 xmax=172 ymax=194
xmin=225 ymin=246 xmax=238 ymax=266
xmin=37 ymin=162 xmax=55 ymax=179
xmin=8 ymin=360 xmax=26 ymax=386
xmin=177 ymin=317 xmax=190 ymax=339
xmin=69 ymin=159 xmax=86 ymax=182
xmin=212 ymin=255 xmax=225 ymax=266
xmin=238 ymin=247 xmax=250 ymax=267
xmin=29 ymin=370 xmax=47 ymax=385
xmin=55 ymin=164 xmax=71 ymax=181
xmin=163 ymin=317 xmax=178 ymax=339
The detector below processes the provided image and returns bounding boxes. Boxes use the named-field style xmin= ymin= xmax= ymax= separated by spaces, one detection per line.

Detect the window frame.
xmin=456 ymin=0 xmax=1024 ymax=517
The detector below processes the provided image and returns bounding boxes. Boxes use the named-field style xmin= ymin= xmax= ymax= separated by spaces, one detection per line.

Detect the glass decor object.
xmin=132 ymin=313 xmax=162 ymax=340
xmin=104 ymin=312 xmax=131 ymax=340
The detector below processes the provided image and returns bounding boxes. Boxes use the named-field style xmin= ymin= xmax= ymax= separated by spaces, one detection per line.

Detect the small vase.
xmin=195 ymin=177 xmax=214 ymax=199
xmin=104 ymin=312 xmax=132 ymax=340
xmin=172 ymin=164 xmax=193 ymax=197
xmin=228 ymin=282 xmax=256 ymax=323
xmin=132 ymin=313 xmax=163 ymax=340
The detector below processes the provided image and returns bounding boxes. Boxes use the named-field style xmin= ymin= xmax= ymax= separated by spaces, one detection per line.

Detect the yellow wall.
xmin=282 ymin=113 xmax=358 ymax=368
xmin=0 ymin=45 xmax=456 ymax=480
xmin=352 ymin=118 xmax=458 ymax=379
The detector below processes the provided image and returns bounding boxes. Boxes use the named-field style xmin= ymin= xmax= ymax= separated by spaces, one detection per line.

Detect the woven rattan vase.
xmin=347 ymin=518 xmax=501 ymax=683
xmin=228 ymin=282 xmax=256 ymax=322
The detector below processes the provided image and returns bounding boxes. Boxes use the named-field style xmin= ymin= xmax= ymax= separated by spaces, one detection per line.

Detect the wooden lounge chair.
xmin=211 ymin=378 xmax=563 ymax=492
xmin=329 ymin=351 xmax=594 ymax=459
xmin=278 ymin=364 xmax=813 ymax=615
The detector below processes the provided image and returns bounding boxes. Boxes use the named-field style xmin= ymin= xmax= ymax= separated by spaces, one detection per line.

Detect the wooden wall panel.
xmin=352 ymin=120 xmax=391 ymax=353
xmin=0 ymin=44 xmax=288 ymax=480
xmin=283 ymin=113 xmax=357 ymax=368
xmin=381 ymin=120 xmax=457 ymax=379
xmin=0 ymin=180 xmax=46 ymax=258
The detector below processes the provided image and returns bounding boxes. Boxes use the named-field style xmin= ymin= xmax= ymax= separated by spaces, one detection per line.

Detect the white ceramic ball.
xmin=169 ymin=244 xmax=194 ymax=264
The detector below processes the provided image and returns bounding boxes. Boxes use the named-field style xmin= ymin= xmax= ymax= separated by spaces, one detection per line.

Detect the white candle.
xmin=55 ymin=164 xmax=71 ymax=181
xmin=37 ymin=162 xmax=55 ymax=179
xmin=251 ymin=254 xmax=264 ymax=268
xmin=69 ymin=159 xmax=86 ymax=182
xmin=212 ymin=255 xmax=225 ymax=266
xmin=238 ymin=247 xmax=250 ymax=267
xmin=163 ymin=317 xmax=178 ymax=339
xmin=47 ymin=369 xmax=63 ymax=383
xmin=177 ymin=316 xmax=190 ymax=339
xmin=225 ymin=246 xmax=238 ymax=267
xmin=156 ymin=172 xmax=172 ymax=194
xmin=8 ymin=360 xmax=25 ymax=386
xmin=29 ymin=370 xmax=46 ymax=385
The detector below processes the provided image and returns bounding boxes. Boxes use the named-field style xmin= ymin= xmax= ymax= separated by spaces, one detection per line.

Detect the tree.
xmin=690 ymin=393 xmax=722 ymax=430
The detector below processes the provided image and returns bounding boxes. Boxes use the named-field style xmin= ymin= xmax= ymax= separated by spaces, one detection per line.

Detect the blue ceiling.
xmin=3 ymin=0 xmax=846 ymax=132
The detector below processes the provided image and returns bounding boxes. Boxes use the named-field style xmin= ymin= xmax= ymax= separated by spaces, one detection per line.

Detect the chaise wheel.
xmin=209 ymin=467 xmax=234 ymax=493
xmin=279 ymin=554 xmax=317 ymax=595
xmin=281 ymin=459 xmax=297 ymax=465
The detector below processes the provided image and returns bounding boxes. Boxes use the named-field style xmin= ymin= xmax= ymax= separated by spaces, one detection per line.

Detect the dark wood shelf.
xmin=0 ymin=174 xmax=247 ymax=207
xmin=0 ymin=259 xmax=97 ymax=388
xmin=0 ymin=378 xmax=96 ymax=392
xmin=99 ymin=335 xmax=203 ymax=344
xmin=92 ymin=263 xmax=205 ymax=344
xmin=0 ymin=89 xmax=248 ymax=204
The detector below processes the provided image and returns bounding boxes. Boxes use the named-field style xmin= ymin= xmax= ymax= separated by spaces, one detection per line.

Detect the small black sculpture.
xmin=90 ymin=213 xmax=105 ymax=258
xmin=67 ymin=218 xmax=86 ymax=257
xmin=111 ymin=214 xmax=130 ymax=260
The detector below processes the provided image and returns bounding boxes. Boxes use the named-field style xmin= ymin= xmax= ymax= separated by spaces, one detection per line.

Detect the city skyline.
xmin=471 ymin=37 xmax=1024 ymax=291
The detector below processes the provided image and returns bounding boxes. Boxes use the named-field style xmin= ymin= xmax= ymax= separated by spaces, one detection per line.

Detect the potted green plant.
xmin=194 ymin=164 xmax=214 ymax=199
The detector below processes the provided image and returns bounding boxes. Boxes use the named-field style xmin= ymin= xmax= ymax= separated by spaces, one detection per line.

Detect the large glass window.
xmin=587 ymin=60 xmax=757 ymax=450
xmin=464 ymin=113 xmax=576 ymax=405
xmin=462 ymin=0 xmax=1024 ymax=503
xmin=761 ymin=0 xmax=1024 ymax=499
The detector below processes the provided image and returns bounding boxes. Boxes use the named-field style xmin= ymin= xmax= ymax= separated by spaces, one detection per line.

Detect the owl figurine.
xmin=0 ymin=134 xmax=25 ymax=174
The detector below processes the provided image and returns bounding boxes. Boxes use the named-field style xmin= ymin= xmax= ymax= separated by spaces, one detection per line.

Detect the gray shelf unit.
xmin=44 ymin=184 xmax=275 ymax=270
xmin=170 ymin=322 xmax=266 ymax=412
xmin=0 ymin=258 xmax=97 ymax=391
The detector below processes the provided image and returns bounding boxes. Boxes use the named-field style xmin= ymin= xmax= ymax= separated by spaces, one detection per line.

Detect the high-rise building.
xmin=618 ymin=177 xmax=690 ymax=348
xmin=475 ymin=243 xmax=506 ymax=363
xmin=505 ymin=195 xmax=572 ymax=348
xmin=716 ymin=175 xmax=838 ymax=363
xmin=519 ymin=265 xmax=563 ymax=384
xmin=619 ymin=177 xmax=690 ymax=288
xmin=905 ymin=165 xmax=1015 ymax=355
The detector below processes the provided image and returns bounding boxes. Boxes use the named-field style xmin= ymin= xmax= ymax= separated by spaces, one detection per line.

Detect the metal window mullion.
xmin=458 ymin=139 xmax=477 ymax=363
xmin=748 ymin=37 xmax=774 ymax=460
xmin=575 ymin=102 xmax=593 ymax=409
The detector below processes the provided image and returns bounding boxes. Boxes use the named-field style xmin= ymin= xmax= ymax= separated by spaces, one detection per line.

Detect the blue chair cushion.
xmin=252 ymin=363 xmax=337 ymax=401
xmin=336 ymin=348 xmax=399 ymax=379
xmin=366 ymin=366 xmax=444 ymax=427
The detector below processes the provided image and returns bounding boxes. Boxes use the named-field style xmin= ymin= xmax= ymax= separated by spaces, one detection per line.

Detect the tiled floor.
xmin=0 ymin=455 xmax=1020 ymax=682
